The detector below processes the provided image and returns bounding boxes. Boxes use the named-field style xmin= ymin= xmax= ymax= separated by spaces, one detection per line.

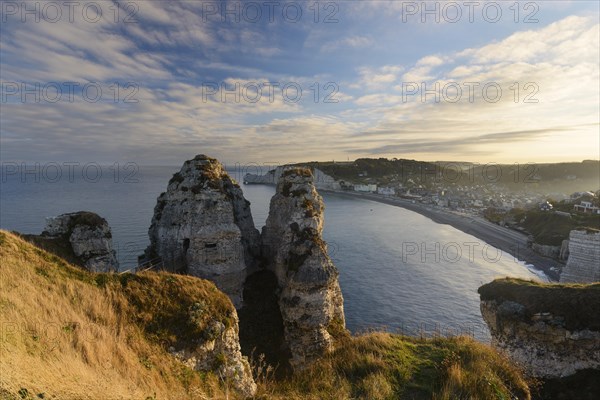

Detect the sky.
xmin=1 ymin=0 xmax=599 ymax=166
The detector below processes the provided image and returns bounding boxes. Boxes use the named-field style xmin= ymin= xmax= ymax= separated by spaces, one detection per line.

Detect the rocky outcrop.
xmin=171 ymin=313 xmax=256 ymax=397
xmin=144 ymin=155 xmax=260 ymax=308
xmin=244 ymin=169 xmax=277 ymax=185
xmin=531 ymin=243 xmax=561 ymax=260
xmin=261 ymin=168 xmax=345 ymax=369
xmin=145 ymin=158 xmax=346 ymax=370
xmin=479 ymin=279 xmax=600 ymax=378
xmin=244 ymin=166 xmax=341 ymax=190
xmin=39 ymin=211 xmax=119 ymax=272
xmin=560 ymin=230 xmax=600 ymax=283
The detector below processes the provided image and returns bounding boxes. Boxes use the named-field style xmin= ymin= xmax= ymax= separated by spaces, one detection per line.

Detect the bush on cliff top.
xmin=1 ymin=230 xmax=531 ymax=399
xmin=505 ymin=209 xmax=600 ymax=246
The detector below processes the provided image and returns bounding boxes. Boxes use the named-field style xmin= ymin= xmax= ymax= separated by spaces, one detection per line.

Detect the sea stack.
xmin=41 ymin=211 xmax=119 ymax=273
xmin=262 ymin=168 xmax=346 ymax=369
xmin=144 ymin=155 xmax=260 ymax=308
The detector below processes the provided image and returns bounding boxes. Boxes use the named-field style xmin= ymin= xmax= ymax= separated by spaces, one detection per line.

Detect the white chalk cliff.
xmin=560 ymin=230 xmax=600 ymax=283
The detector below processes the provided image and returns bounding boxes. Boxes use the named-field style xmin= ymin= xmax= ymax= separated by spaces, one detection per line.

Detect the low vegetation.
xmin=299 ymin=159 xmax=600 ymax=191
xmin=479 ymin=278 xmax=600 ymax=331
xmin=488 ymin=208 xmax=600 ymax=246
xmin=258 ymin=332 xmax=530 ymax=400
xmin=1 ymin=231 xmax=531 ymax=399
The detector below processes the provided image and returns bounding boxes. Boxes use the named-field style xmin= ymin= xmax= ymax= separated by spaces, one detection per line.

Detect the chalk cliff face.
xmin=560 ymin=230 xmax=600 ymax=283
xmin=261 ymin=168 xmax=346 ymax=369
xmin=244 ymin=166 xmax=341 ymax=190
xmin=479 ymin=279 xmax=600 ymax=378
xmin=41 ymin=211 xmax=119 ymax=272
xmin=311 ymin=167 xmax=342 ymax=190
xmin=145 ymin=155 xmax=260 ymax=308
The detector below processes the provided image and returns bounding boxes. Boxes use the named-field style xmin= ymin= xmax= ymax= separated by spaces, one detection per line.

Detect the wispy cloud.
xmin=321 ymin=35 xmax=374 ymax=52
xmin=1 ymin=1 xmax=598 ymax=165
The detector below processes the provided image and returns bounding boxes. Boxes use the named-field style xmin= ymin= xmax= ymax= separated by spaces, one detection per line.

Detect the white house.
xmin=377 ymin=187 xmax=395 ymax=196
xmin=354 ymin=184 xmax=377 ymax=193
xmin=574 ymin=201 xmax=600 ymax=214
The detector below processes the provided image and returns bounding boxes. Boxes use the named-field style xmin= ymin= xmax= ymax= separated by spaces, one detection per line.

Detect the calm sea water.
xmin=0 ymin=165 xmax=543 ymax=341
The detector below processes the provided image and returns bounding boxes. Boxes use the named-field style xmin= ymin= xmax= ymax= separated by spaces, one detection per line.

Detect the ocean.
xmin=0 ymin=164 xmax=543 ymax=341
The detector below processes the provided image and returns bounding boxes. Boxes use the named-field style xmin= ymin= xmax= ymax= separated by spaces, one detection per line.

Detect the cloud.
xmin=457 ymin=16 xmax=598 ymax=65
xmin=346 ymin=16 xmax=599 ymax=162
xmin=351 ymin=65 xmax=404 ymax=91
xmin=354 ymin=94 xmax=403 ymax=107
xmin=321 ymin=35 xmax=374 ymax=52
xmin=416 ymin=55 xmax=445 ymax=67
xmin=1 ymin=3 xmax=598 ymax=165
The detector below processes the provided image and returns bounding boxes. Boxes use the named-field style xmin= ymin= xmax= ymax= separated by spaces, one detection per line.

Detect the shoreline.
xmin=318 ymin=189 xmax=563 ymax=281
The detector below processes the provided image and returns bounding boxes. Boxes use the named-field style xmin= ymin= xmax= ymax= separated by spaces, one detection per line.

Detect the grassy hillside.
xmin=0 ymin=230 xmax=232 ymax=400
xmin=257 ymin=332 xmax=530 ymax=400
xmin=505 ymin=209 xmax=600 ymax=246
xmin=1 ymin=231 xmax=531 ymax=399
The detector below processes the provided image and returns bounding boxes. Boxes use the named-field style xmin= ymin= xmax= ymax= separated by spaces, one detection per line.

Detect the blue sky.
xmin=1 ymin=0 xmax=599 ymax=165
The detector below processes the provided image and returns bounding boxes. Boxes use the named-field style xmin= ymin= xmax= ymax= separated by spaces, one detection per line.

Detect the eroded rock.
xmin=41 ymin=211 xmax=119 ymax=273
xmin=144 ymin=155 xmax=260 ymax=308
xmin=170 ymin=314 xmax=257 ymax=397
xmin=261 ymin=167 xmax=346 ymax=369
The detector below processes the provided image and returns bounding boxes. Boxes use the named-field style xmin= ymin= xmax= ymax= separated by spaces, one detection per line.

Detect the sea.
xmin=0 ymin=164 xmax=545 ymax=342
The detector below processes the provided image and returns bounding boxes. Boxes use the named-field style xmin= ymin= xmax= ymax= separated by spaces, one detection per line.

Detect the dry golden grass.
xmin=256 ymin=332 xmax=530 ymax=400
xmin=0 ymin=230 xmax=230 ymax=400
xmin=0 ymin=230 xmax=531 ymax=400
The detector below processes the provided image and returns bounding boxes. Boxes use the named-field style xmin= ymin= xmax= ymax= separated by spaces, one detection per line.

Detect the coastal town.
xmin=243 ymin=159 xmax=600 ymax=282
xmin=242 ymin=159 xmax=600 ymax=218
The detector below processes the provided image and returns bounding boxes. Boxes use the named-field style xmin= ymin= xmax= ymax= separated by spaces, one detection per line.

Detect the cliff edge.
xmin=479 ymin=278 xmax=600 ymax=379
xmin=1 ymin=229 xmax=533 ymax=400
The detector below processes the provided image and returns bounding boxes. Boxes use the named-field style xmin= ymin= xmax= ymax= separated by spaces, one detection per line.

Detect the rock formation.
xmin=144 ymin=155 xmax=260 ymax=308
xmin=479 ymin=279 xmax=600 ymax=378
xmin=171 ymin=313 xmax=256 ymax=397
xmin=261 ymin=168 xmax=345 ymax=369
xmin=244 ymin=166 xmax=341 ymax=190
xmin=560 ymin=230 xmax=600 ymax=283
xmin=145 ymin=158 xmax=346 ymax=369
xmin=37 ymin=211 xmax=119 ymax=272
xmin=311 ymin=167 xmax=342 ymax=190
xmin=531 ymin=243 xmax=561 ymax=260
